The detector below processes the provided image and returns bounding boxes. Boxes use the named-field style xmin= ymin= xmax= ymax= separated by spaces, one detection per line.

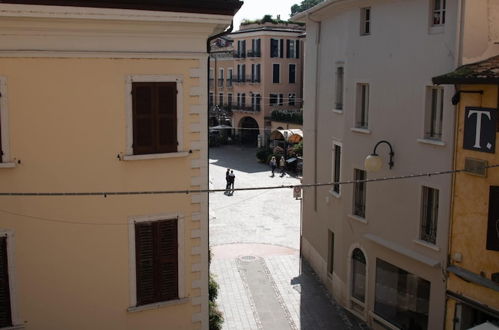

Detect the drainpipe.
xmin=206 ymin=20 xmax=234 ymax=270
xmin=445 ymin=0 xmax=464 ymax=323
xmin=308 ymin=14 xmax=321 ymax=212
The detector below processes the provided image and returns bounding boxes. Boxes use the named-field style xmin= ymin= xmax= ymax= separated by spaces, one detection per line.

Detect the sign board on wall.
xmin=487 ymin=186 xmax=499 ymax=251
xmin=463 ymin=107 xmax=497 ymax=153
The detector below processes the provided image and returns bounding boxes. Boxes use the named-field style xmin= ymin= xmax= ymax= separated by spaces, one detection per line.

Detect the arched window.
xmin=351 ymin=248 xmax=366 ymax=304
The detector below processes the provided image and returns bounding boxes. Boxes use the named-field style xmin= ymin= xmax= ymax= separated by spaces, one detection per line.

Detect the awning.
xmin=469 ymin=322 xmax=499 ymax=330
xmin=270 ymin=129 xmax=303 ymax=143
xmin=448 ymin=265 xmax=499 ymax=292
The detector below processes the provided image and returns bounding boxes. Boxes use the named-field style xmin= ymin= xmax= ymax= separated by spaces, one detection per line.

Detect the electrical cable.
xmin=0 ymin=164 xmax=497 ymax=226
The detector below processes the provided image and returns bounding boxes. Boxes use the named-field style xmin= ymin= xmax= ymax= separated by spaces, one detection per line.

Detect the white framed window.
xmin=272 ymin=64 xmax=280 ymax=84
xmin=218 ymin=68 xmax=224 ymax=87
xmin=227 ymin=93 xmax=233 ymax=107
xmin=335 ymin=66 xmax=344 ymax=111
xmin=218 ymin=92 xmax=224 ymax=106
xmin=0 ymin=229 xmax=19 ymax=328
xmin=355 ymin=83 xmax=369 ymax=129
xmin=241 ymin=93 xmax=246 ymax=108
xmin=353 ymin=169 xmax=366 ymax=218
xmin=125 ymin=75 xmax=184 ymax=157
xmin=270 ymin=38 xmax=283 ymax=58
xmin=289 ymin=64 xmax=296 ymax=84
xmin=424 ymin=86 xmax=444 ymax=140
xmin=278 ymin=94 xmax=284 ymax=106
xmin=420 ymin=186 xmax=439 ymax=245
xmin=128 ymin=213 xmax=185 ymax=310
xmin=360 ymin=7 xmax=371 ymax=35
xmin=209 ymin=92 xmax=214 ymax=106
xmin=269 ymin=93 xmax=278 ymax=106
xmin=0 ymin=78 xmax=14 ymax=167
xmin=288 ymin=93 xmax=296 ymax=106
xmin=331 ymin=141 xmax=342 ymax=196
xmin=227 ymin=68 xmax=233 ymax=87
xmin=431 ymin=0 xmax=446 ymax=26
xmin=350 ymin=247 xmax=367 ymax=313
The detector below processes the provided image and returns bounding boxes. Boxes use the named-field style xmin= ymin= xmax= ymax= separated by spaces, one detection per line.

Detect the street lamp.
xmin=364 ymin=140 xmax=394 ymax=172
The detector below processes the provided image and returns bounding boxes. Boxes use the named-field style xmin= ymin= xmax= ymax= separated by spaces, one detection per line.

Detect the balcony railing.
xmin=233 ymin=51 xmax=246 ymax=59
xmin=247 ymin=50 xmax=261 ymax=58
xmin=232 ymin=105 xmax=261 ymax=112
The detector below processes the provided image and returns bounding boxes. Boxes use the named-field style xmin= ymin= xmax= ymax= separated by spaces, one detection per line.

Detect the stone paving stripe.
xmin=237 ymin=256 xmax=297 ymax=330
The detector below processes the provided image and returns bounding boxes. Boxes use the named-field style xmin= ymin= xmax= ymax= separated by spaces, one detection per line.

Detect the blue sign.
xmin=463 ymin=107 xmax=497 ymax=153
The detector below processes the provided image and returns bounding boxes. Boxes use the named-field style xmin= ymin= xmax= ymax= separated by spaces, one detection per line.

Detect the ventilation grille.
xmin=464 ymin=158 xmax=488 ymax=177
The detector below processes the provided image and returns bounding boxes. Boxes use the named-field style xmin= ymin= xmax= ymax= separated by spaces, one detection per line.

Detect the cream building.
xmin=0 ymin=1 xmax=241 ymax=329
xmin=294 ymin=0 xmax=498 ymax=329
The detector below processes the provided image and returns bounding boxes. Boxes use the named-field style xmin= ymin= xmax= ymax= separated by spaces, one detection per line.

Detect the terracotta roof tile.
xmin=432 ymin=55 xmax=499 ymax=85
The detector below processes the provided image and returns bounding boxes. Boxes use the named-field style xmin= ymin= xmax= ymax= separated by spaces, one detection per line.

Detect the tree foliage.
xmin=290 ymin=0 xmax=324 ymax=16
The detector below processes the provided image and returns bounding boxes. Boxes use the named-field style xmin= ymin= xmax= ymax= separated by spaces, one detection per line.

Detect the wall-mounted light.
xmin=364 ymin=140 xmax=394 ymax=172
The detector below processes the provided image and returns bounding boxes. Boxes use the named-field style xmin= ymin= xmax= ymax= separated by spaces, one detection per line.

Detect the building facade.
xmin=294 ymin=0 xmax=498 ymax=329
xmin=0 ymin=1 xmax=240 ymax=329
xmin=433 ymin=56 xmax=499 ymax=329
xmin=210 ymin=22 xmax=304 ymax=145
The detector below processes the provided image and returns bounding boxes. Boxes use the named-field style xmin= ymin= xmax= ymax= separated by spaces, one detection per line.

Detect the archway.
xmin=238 ymin=116 xmax=259 ymax=146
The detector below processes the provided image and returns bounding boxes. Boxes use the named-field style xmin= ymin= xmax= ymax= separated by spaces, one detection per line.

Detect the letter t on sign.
xmin=463 ymin=107 xmax=497 ymax=154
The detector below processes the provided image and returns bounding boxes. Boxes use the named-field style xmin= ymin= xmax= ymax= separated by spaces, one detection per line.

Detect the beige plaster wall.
xmin=0 ymin=57 xmax=204 ymax=329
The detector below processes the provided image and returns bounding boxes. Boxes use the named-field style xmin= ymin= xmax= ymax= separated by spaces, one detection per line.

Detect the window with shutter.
xmin=132 ymin=82 xmax=177 ymax=155
xmin=0 ymin=237 xmax=12 ymax=328
xmin=135 ymin=219 xmax=178 ymax=306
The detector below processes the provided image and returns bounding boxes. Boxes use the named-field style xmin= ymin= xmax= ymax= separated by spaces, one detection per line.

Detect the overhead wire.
xmin=0 ymin=164 xmax=496 ymax=226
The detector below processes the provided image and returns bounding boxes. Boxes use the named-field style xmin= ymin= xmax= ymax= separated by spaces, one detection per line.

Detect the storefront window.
xmin=374 ymin=259 xmax=431 ymax=329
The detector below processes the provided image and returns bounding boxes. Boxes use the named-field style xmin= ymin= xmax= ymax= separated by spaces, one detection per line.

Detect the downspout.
xmin=206 ymin=20 xmax=234 ymax=268
xmin=308 ymin=14 xmax=321 ymax=212
xmin=445 ymin=0 xmax=464 ymax=323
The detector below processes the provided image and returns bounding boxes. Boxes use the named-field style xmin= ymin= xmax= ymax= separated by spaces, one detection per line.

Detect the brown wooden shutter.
xmin=156 ymin=83 xmax=177 ymax=153
xmin=280 ymin=39 xmax=284 ymax=58
xmin=135 ymin=219 xmax=178 ymax=306
xmin=286 ymin=40 xmax=291 ymax=58
xmin=132 ymin=83 xmax=155 ymax=155
xmin=135 ymin=223 xmax=155 ymax=305
xmin=156 ymin=220 xmax=178 ymax=301
xmin=0 ymin=237 xmax=12 ymax=328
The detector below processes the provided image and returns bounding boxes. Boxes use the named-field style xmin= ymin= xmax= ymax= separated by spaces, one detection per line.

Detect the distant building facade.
xmin=294 ymin=0 xmax=498 ymax=329
xmin=209 ymin=22 xmax=304 ymax=146
xmin=0 ymin=0 xmax=241 ymax=329
xmin=433 ymin=56 xmax=499 ymax=329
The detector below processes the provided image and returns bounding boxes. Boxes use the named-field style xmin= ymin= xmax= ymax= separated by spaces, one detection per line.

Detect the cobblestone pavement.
xmin=210 ymin=145 xmax=367 ymax=330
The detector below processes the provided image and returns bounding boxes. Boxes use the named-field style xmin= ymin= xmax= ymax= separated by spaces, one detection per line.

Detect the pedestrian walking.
xmin=270 ymin=156 xmax=277 ymax=177
xmin=228 ymin=170 xmax=235 ymax=195
xmin=279 ymin=156 xmax=286 ymax=177
xmin=225 ymin=168 xmax=231 ymax=195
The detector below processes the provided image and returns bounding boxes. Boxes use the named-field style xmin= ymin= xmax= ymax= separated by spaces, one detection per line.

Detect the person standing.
xmin=228 ymin=170 xmax=235 ymax=195
xmin=225 ymin=168 xmax=231 ymax=195
xmin=270 ymin=156 xmax=277 ymax=177
xmin=279 ymin=156 xmax=286 ymax=177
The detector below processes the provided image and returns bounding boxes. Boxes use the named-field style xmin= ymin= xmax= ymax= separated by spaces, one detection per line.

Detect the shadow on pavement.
xmin=291 ymin=259 xmax=369 ymax=330
xmin=209 ymin=145 xmax=269 ymax=174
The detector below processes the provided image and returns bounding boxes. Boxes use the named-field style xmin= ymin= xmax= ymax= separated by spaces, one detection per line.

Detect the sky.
xmin=233 ymin=0 xmax=300 ymax=31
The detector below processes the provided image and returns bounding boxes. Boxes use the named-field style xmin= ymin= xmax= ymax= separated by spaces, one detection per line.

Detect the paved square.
xmin=210 ymin=145 xmax=366 ymax=330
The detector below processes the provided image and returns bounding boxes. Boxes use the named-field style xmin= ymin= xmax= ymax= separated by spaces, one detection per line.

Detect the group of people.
xmin=225 ymin=169 xmax=235 ymax=195
xmin=270 ymin=156 xmax=286 ymax=177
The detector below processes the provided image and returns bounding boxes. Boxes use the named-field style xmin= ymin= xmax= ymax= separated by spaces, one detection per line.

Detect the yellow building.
xmin=0 ymin=1 xmax=241 ymax=329
xmin=433 ymin=55 xmax=499 ymax=329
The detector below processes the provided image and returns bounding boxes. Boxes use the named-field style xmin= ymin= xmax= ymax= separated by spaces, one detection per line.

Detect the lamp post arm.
xmin=372 ymin=140 xmax=394 ymax=169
